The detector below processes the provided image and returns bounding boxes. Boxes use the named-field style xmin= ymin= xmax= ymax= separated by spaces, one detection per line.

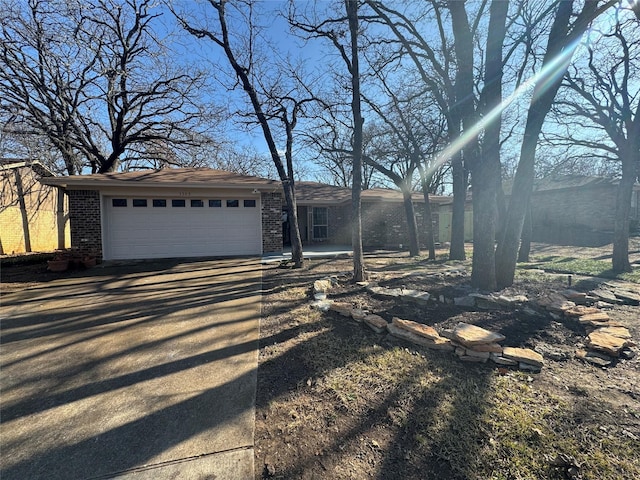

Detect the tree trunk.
xmin=449 ymin=153 xmax=467 ymax=259
xmin=57 ymin=187 xmax=66 ymax=250
xmin=495 ymin=0 xmax=601 ymax=288
xmin=418 ymin=166 xmax=436 ymax=260
xmin=612 ymin=149 xmax=636 ymax=272
xmin=13 ymin=169 xmax=32 ymax=253
xmin=518 ymin=204 xmax=532 ymax=263
xmin=469 ymin=0 xmax=508 ymax=291
xmin=284 ymin=182 xmax=304 ymax=268
xmin=346 ymin=0 xmax=366 ymax=281
xmin=401 ymin=188 xmax=420 ymax=257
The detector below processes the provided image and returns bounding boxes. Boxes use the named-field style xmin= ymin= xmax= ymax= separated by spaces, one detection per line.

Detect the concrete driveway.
xmin=0 ymin=258 xmax=261 ymax=480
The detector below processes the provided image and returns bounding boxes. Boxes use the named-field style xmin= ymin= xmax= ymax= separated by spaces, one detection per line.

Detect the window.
xmin=191 ymin=199 xmax=204 ymax=207
xmin=172 ymin=199 xmax=186 ymax=207
xmin=153 ymin=199 xmax=167 ymax=207
xmin=226 ymin=199 xmax=239 ymax=208
xmin=132 ymin=199 xmax=148 ymax=207
xmin=312 ymin=207 xmax=328 ymax=240
xmin=209 ymin=199 xmax=222 ymax=208
xmin=112 ymin=199 xmax=127 ymax=207
xmin=244 ymin=199 xmax=256 ymax=208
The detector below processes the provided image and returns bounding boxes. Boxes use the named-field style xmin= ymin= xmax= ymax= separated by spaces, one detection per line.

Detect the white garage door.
xmin=104 ymin=196 xmax=262 ymax=260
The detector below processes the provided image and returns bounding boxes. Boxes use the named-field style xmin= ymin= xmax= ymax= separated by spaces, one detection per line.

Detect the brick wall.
xmin=68 ymin=189 xmax=103 ymax=259
xmin=262 ymin=192 xmax=283 ymax=253
xmin=530 ymin=186 xmax=616 ymax=246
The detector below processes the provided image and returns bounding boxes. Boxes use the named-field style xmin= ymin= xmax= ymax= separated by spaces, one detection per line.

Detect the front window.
xmin=312 ymin=207 xmax=328 ymax=240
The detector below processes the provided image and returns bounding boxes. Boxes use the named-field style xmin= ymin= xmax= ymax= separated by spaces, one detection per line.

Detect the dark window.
xmin=191 ymin=199 xmax=204 ymax=207
xmin=153 ymin=199 xmax=167 ymax=207
xmin=244 ymin=199 xmax=256 ymax=208
xmin=132 ymin=199 xmax=148 ymax=207
xmin=312 ymin=207 xmax=328 ymax=239
xmin=226 ymin=199 xmax=239 ymax=208
xmin=112 ymin=198 xmax=127 ymax=207
xmin=209 ymin=199 xmax=222 ymax=208
xmin=172 ymin=199 xmax=186 ymax=207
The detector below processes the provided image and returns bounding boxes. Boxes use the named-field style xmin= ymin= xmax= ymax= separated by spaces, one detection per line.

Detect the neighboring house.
xmin=0 ymin=160 xmax=69 ymax=255
xmin=506 ymin=175 xmax=640 ymax=246
xmin=291 ymin=182 xmax=451 ymax=249
xmin=41 ymin=168 xmax=283 ymax=261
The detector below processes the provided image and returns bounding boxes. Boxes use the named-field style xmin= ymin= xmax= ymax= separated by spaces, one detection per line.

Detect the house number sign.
xmin=178 ymin=191 xmax=191 ymax=197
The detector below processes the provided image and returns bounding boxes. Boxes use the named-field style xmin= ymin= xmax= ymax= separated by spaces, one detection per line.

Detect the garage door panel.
xmin=105 ymin=197 xmax=262 ymax=260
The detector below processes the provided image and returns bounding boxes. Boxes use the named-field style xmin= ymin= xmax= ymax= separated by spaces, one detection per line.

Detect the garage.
xmin=104 ymin=196 xmax=262 ymax=259
xmin=41 ymin=168 xmax=284 ymax=261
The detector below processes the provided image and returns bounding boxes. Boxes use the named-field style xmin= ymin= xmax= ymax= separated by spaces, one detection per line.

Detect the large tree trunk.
xmin=518 ymin=204 xmax=532 ymax=263
xmin=401 ymin=188 xmax=420 ymax=257
xmin=495 ymin=0 xmax=604 ymax=288
xmin=346 ymin=0 xmax=366 ymax=281
xmin=469 ymin=0 xmax=508 ymax=291
xmin=13 ymin=169 xmax=32 ymax=253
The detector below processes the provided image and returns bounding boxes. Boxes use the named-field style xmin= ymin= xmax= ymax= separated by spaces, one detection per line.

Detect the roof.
xmin=503 ymin=174 xmax=640 ymax=195
xmin=295 ymin=181 xmax=451 ymax=205
xmin=41 ymin=168 xmax=282 ymax=190
xmin=0 ymin=160 xmax=55 ymax=177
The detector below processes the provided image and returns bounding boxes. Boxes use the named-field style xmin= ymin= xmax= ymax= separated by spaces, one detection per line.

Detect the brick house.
xmin=507 ymin=175 xmax=640 ymax=246
xmin=290 ymin=182 xmax=450 ymax=249
xmin=42 ymin=168 xmax=283 ymax=261
xmin=0 ymin=160 xmax=69 ymax=255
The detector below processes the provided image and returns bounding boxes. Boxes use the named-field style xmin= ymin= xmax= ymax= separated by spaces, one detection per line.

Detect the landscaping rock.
xmin=586 ymin=331 xmax=632 ymax=357
xmin=454 ymin=296 xmax=476 ymax=307
xmin=537 ymin=293 xmax=576 ymax=313
xmin=489 ymin=353 xmax=518 ymax=366
xmin=391 ymin=317 xmax=441 ymax=341
xmin=502 ymin=347 xmax=544 ymax=368
xmin=613 ymin=289 xmax=640 ymax=306
xmin=596 ymin=326 xmax=632 ymax=339
xmin=310 ymin=299 xmax=333 ymax=312
xmin=387 ymin=323 xmax=454 ymax=351
xmin=562 ymin=289 xmax=587 ymax=301
xmin=351 ymin=309 xmax=368 ymax=322
xmin=452 ymin=322 xmax=506 ymax=347
xmin=330 ymin=302 xmax=353 ymax=317
xmin=577 ymin=312 xmax=610 ymax=324
xmin=519 ymin=362 xmax=542 ymax=373
xmin=459 ymin=355 xmax=488 ymax=363
xmin=564 ymin=305 xmax=601 ymax=317
xmin=470 ymin=293 xmax=502 ymax=310
xmin=313 ymin=278 xmax=333 ymax=294
xmin=466 ymin=342 xmax=503 ymax=353
xmin=496 ymin=294 xmax=529 ymax=306
xmin=401 ymin=290 xmax=431 ymax=304
xmin=462 ymin=349 xmax=491 ymax=360
xmin=364 ymin=314 xmax=388 ymax=333
xmin=589 ymin=288 xmax=620 ymax=304
xmin=575 ymin=349 xmax=614 ymax=367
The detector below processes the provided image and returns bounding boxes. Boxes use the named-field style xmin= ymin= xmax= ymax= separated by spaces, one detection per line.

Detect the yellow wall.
xmin=438 ymin=209 xmax=474 ymax=243
xmin=0 ymin=166 xmax=69 ymax=255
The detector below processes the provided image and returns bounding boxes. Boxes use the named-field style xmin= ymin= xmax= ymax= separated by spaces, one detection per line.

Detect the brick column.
xmin=261 ymin=192 xmax=283 ymax=253
xmin=67 ymin=189 xmax=103 ymax=260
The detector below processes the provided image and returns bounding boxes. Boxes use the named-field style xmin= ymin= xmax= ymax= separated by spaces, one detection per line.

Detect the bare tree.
xmin=172 ymin=0 xmax=305 ymax=268
xmin=549 ymin=4 xmax=639 ymax=272
xmin=1 ymin=0 xmax=208 ymax=175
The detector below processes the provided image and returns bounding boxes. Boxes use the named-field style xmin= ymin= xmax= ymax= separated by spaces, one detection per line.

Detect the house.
xmin=507 ymin=175 xmax=640 ymax=246
xmin=41 ymin=168 xmax=283 ymax=261
xmin=41 ymin=169 xmax=455 ymax=262
xmin=288 ymin=181 xmax=451 ymax=249
xmin=0 ymin=160 xmax=69 ymax=255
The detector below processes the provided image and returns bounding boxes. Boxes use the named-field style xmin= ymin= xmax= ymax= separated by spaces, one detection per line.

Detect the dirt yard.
xmin=255 ymin=243 xmax=639 ymax=480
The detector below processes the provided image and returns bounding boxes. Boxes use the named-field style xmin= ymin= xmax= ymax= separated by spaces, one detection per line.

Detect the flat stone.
xmin=537 ymin=293 xmax=576 ymax=313
xmin=310 ymin=299 xmax=333 ymax=312
xmin=502 ymin=347 xmax=544 ymax=367
xmin=564 ymin=306 xmax=601 ymax=317
xmin=402 ymin=290 xmax=431 ymax=304
xmin=562 ymin=289 xmax=587 ymax=301
xmin=466 ymin=342 xmax=503 ymax=353
xmin=587 ymin=331 xmax=631 ymax=356
xmin=519 ymin=362 xmax=542 ymax=373
xmin=459 ymin=355 xmax=488 ymax=363
xmin=578 ymin=312 xmax=611 ymax=326
xmin=364 ymin=314 xmax=388 ymax=333
xmin=452 ymin=322 xmax=505 ymax=347
xmin=387 ymin=323 xmax=454 ymax=351
xmin=596 ymin=326 xmax=632 ymax=339
xmin=613 ymin=289 xmax=640 ymax=305
xmin=620 ymin=348 xmax=636 ymax=360
xmin=329 ymin=302 xmax=353 ymax=317
xmin=351 ymin=308 xmax=368 ymax=322
xmin=489 ymin=353 xmax=518 ymax=366
xmin=463 ymin=349 xmax=491 ymax=360
xmin=496 ymin=294 xmax=529 ymax=306
xmin=454 ymin=296 xmax=476 ymax=307
xmin=313 ymin=292 xmax=327 ymax=301
xmin=575 ymin=349 xmax=614 ymax=367
xmin=391 ymin=317 xmax=441 ymax=341
xmin=589 ymin=288 xmax=620 ymax=304
xmin=313 ymin=279 xmax=333 ymax=293
xmin=469 ymin=293 xmax=502 ymax=310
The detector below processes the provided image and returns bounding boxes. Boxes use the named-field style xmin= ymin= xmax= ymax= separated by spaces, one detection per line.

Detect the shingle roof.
xmin=502 ymin=174 xmax=639 ymax=195
xmin=42 ymin=167 xmax=282 ymax=189
xmin=295 ymin=181 xmax=451 ymax=205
